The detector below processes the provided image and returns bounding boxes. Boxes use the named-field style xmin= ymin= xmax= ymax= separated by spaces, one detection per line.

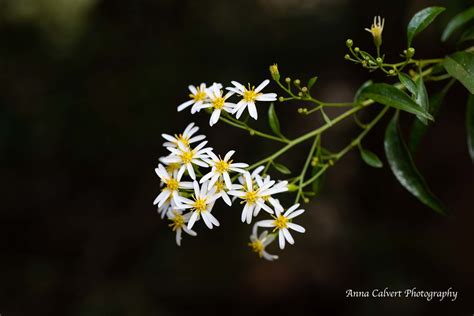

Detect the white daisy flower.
xmin=256 ymin=203 xmax=306 ymax=249
xmin=228 ymin=172 xmax=287 ymax=224
xmin=197 ymin=83 xmax=235 ymax=126
xmin=167 ymin=210 xmax=197 ymax=246
xmin=177 ymin=83 xmax=209 ymax=114
xmin=227 ymin=79 xmax=277 ymax=120
xmin=254 ymin=174 xmax=288 ymax=216
xmin=248 ymin=229 xmax=279 ymax=261
xmin=157 ymin=195 xmax=174 ymax=219
xmin=200 ymin=150 xmax=248 ymax=190
xmin=211 ymin=178 xmax=240 ymax=206
xmin=162 ymin=140 xmax=212 ymax=180
xmin=161 ymin=122 xmax=206 ymax=149
xmin=153 ymin=164 xmax=193 ymax=207
xmin=181 ymin=181 xmax=220 ymax=230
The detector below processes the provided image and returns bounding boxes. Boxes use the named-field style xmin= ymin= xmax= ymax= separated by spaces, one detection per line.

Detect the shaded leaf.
xmin=272 ymin=162 xmax=291 ymax=175
xmin=268 ymin=103 xmax=282 ymax=136
xmin=398 ymin=73 xmax=417 ymax=96
xmin=307 ymin=76 xmax=318 ymax=89
xmin=407 ymin=7 xmax=446 ymax=46
xmin=357 ymin=83 xmax=433 ymax=121
xmin=414 ymin=77 xmax=429 ymax=125
xmin=359 ymin=146 xmax=383 ymax=168
xmin=460 ymin=25 xmax=474 ymax=43
xmin=384 ymin=113 xmax=445 ymax=214
xmin=443 ymin=52 xmax=474 ymax=94
xmin=467 ymin=94 xmax=474 ymax=161
xmin=409 ymin=80 xmax=454 ymax=152
xmin=354 ymin=80 xmax=373 ymax=103
xmin=441 ymin=6 xmax=474 ymax=42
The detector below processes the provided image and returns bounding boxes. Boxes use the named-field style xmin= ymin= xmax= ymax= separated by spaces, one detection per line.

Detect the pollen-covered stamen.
xmin=174 ymin=133 xmax=190 ymax=147
xmin=215 ymin=180 xmax=225 ymax=193
xmin=212 ymin=97 xmax=225 ymax=109
xmin=193 ymin=197 xmax=208 ymax=213
xmin=165 ymin=178 xmax=179 ymax=191
xmin=215 ymin=159 xmax=231 ymax=174
xmin=248 ymin=240 xmax=264 ymax=257
xmin=243 ymin=85 xmax=260 ymax=102
xmin=243 ymin=190 xmax=259 ymax=205
xmin=166 ymin=162 xmax=181 ymax=173
xmin=273 ymin=214 xmax=288 ymax=230
xmin=169 ymin=212 xmax=185 ymax=231
xmin=180 ymin=150 xmax=195 ymax=164
xmin=190 ymin=88 xmax=207 ymax=102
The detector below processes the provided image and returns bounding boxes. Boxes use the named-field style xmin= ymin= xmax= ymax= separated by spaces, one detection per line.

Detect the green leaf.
xmin=409 ymin=80 xmax=453 ymax=152
xmin=467 ymin=94 xmax=474 ymax=161
xmin=460 ymin=25 xmax=474 ymax=43
xmin=268 ymin=103 xmax=282 ymax=136
xmin=398 ymin=73 xmax=417 ymax=96
xmin=307 ymin=76 xmax=318 ymax=89
xmin=443 ymin=52 xmax=474 ymax=94
xmin=441 ymin=6 xmax=474 ymax=42
xmin=384 ymin=113 xmax=445 ymax=214
xmin=357 ymin=83 xmax=433 ymax=121
xmin=354 ymin=80 xmax=373 ymax=103
xmin=272 ymin=162 xmax=291 ymax=175
xmin=414 ymin=77 xmax=429 ymax=125
xmin=359 ymin=146 xmax=383 ymax=168
xmin=407 ymin=6 xmax=446 ymax=46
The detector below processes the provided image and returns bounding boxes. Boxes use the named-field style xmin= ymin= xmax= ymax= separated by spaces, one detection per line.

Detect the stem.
xmin=295 ymin=135 xmax=320 ymax=203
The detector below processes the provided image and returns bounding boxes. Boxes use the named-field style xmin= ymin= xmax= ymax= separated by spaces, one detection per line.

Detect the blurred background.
xmin=0 ymin=0 xmax=473 ymax=315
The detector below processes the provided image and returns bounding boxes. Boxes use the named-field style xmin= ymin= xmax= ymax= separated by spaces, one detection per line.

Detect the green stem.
xmin=219 ymin=114 xmax=289 ymax=143
xmin=295 ymin=135 xmax=320 ymax=203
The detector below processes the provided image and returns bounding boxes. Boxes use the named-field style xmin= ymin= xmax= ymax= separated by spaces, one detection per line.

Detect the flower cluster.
xmin=154 ymin=121 xmax=305 ymax=260
xmin=177 ymin=80 xmax=277 ymax=126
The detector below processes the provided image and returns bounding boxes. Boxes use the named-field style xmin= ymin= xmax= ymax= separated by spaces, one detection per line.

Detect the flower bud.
xmin=298 ymin=91 xmax=303 ymax=97
xmin=354 ymin=47 xmax=360 ymax=53
xmin=388 ymin=69 xmax=395 ymax=75
xmin=287 ymin=184 xmax=298 ymax=192
xmin=285 ymin=77 xmax=291 ymax=83
xmin=279 ymin=96 xmax=285 ymax=102
xmin=269 ymin=64 xmax=280 ymax=81
xmin=365 ymin=16 xmax=384 ymax=49
xmin=376 ymin=57 xmax=382 ymax=65
xmin=344 ymin=54 xmax=351 ymax=60
xmin=294 ymin=79 xmax=301 ymax=85
xmin=407 ymin=47 xmax=415 ymax=58
xmin=301 ymin=87 xmax=308 ymax=93
xmin=346 ymin=39 xmax=353 ymax=48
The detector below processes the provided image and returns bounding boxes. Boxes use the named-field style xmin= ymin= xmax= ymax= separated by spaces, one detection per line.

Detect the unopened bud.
xmin=269 ymin=64 xmax=280 ymax=81
xmin=346 ymin=39 xmax=353 ymax=47
xmin=388 ymin=69 xmax=395 ymax=75
xmin=278 ymin=96 xmax=285 ymax=102
xmin=344 ymin=54 xmax=351 ymax=60
xmin=294 ymin=79 xmax=301 ymax=85
xmin=301 ymin=87 xmax=308 ymax=93
xmin=285 ymin=77 xmax=291 ymax=83
xmin=354 ymin=47 xmax=360 ymax=53
xmin=287 ymin=184 xmax=298 ymax=192
xmin=376 ymin=57 xmax=382 ymax=65
xmin=407 ymin=47 xmax=415 ymax=58
xmin=298 ymin=92 xmax=303 ymax=97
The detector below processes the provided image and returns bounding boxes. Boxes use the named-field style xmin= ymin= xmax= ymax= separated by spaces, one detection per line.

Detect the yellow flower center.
xmin=215 ymin=159 xmax=231 ymax=174
xmin=273 ymin=214 xmax=288 ymax=230
xmin=212 ymin=97 xmax=225 ymax=109
xmin=248 ymin=240 xmax=264 ymax=257
xmin=169 ymin=213 xmax=185 ymax=231
xmin=180 ymin=150 xmax=194 ymax=164
xmin=193 ymin=198 xmax=207 ymax=213
xmin=166 ymin=163 xmax=181 ymax=173
xmin=215 ymin=180 xmax=225 ymax=193
xmin=175 ymin=133 xmax=190 ymax=147
xmin=190 ymin=89 xmax=207 ymax=102
xmin=243 ymin=88 xmax=259 ymax=102
xmin=244 ymin=190 xmax=258 ymax=204
xmin=166 ymin=178 xmax=179 ymax=191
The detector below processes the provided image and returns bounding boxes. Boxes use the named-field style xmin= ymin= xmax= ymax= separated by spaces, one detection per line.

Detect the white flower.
xmin=167 ymin=210 xmax=197 ymax=246
xmin=210 ymin=178 xmax=240 ymax=206
xmin=153 ymin=164 xmax=193 ymax=207
xmin=156 ymin=196 xmax=174 ymax=219
xmin=248 ymin=229 xmax=278 ymax=261
xmin=162 ymin=140 xmax=211 ymax=180
xmin=254 ymin=174 xmax=288 ymax=216
xmin=228 ymin=172 xmax=287 ymax=224
xmin=200 ymin=150 xmax=248 ymax=190
xmin=256 ymin=203 xmax=305 ymax=249
xmin=161 ymin=122 xmax=206 ymax=149
xmin=227 ymin=79 xmax=277 ymax=120
xmin=177 ymin=83 xmax=209 ymax=114
xmin=181 ymin=181 xmax=220 ymax=230
xmin=197 ymin=83 xmax=235 ymax=126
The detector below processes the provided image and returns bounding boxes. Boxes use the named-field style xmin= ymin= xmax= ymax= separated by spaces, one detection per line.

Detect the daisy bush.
xmin=154 ymin=6 xmax=474 ymax=260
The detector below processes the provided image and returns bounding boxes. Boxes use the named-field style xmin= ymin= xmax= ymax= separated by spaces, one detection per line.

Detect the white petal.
xmin=187 ymin=212 xmax=198 ymax=230
xmin=282 ymin=228 xmax=294 ymax=244
xmin=286 ymin=209 xmax=305 ymax=220
xmin=256 ymin=220 xmax=275 ymax=228
xmin=187 ymin=163 xmax=196 ymax=180
xmin=288 ymin=222 xmax=306 ymax=233
xmin=201 ymin=211 xmax=213 ymax=229
xmin=224 ymin=150 xmax=235 ymax=161
xmin=248 ymin=102 xmax=258 ymax=119
xmin=255 ymin=79 xmax=270 ymax=93
xmin=278 ymin=231 xmax=285 ymax=249
xmin=177 ymin=100 xmax=194 ymax=112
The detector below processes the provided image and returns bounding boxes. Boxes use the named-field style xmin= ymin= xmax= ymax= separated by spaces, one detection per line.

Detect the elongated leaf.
xmin=407 ymin=7 xmax=446 ymax=46
xmin=384 ymin=113 xmax=445 ymax=214
xmin=409 ymin=80 xmax=454 ymax=152
xmin=308 ymin=76 xmax=318 ymax=89
xmin=415 ymin=77 xmax=429 ymax=125
xmin=441 ymin=6 xmax=474 ymax=42
xmin=272 ymin=162 xmax=291 ymax=175
xmin=460 ymin=26 xmax=474 ymax=43
xmin=268 ymin=103 xmax=281 ymax=136
xmin=357 ymin=83 xmax=433 ymax=121
xmin=398 ymin=73 xmax=417 ymax=96
xmin=359 ymin=146 xmax=383 ymax=168
xmin=467 ymin=94 xmax=474 ymax=161
xmin=354 ymin=80 xmax=373 ymax=103
xmin=443 ymin=52 xmax=474 ymax=94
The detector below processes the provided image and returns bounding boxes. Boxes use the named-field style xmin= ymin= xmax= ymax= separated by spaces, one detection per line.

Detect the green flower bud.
xmin=346 ymin=39 xmax=353 ymax=48
xmin=279 ymin=96 xmax=285 ymax=102
xmin=407 ymin=47 xmax=415 ymax=58
xmin=294 ymin=79 xmax=301 ymax=85
xmin=301 ymin=87 xmax=308 ymax=93
xmin=269 ymin=64 xmax=280 ymax=81
xmin=344 ymin=54 xmax=351 ymax=60
xmin=354 ymin=47 xmax=360 ymax=53
xmin=376 ymin=57 xmax=382 ymax=65
xmin=285 ymin=77 xmax=291 ymax=83
xmin=287 ymin=184 xmax=298 ymax=192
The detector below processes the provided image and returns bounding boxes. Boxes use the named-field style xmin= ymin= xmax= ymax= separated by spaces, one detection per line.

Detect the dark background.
xmin=0 ymin=0 xmax=473 ymax=315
